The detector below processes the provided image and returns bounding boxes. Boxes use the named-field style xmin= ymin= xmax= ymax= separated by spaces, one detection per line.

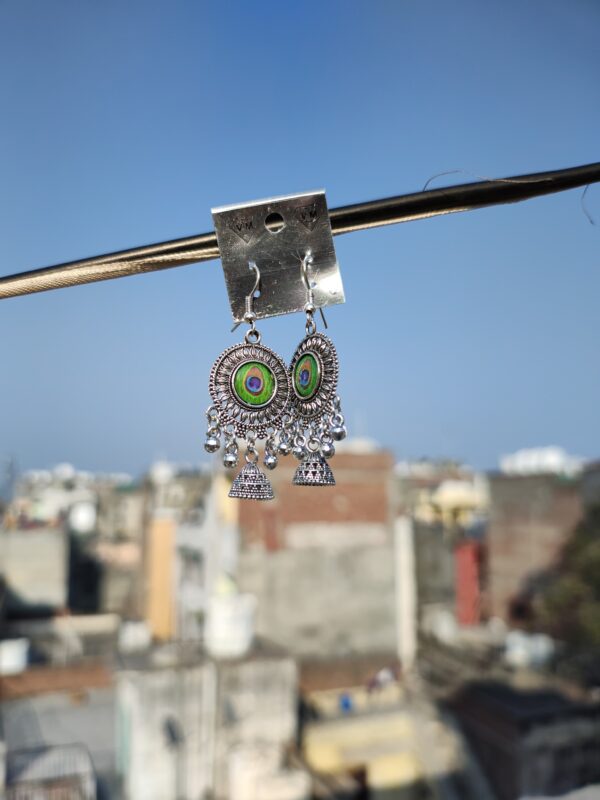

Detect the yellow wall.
xmin=215 ymin=472 xmax=239 ymax=525
xmin=145 ymin=515 xmax=175 ymax=641
xmin=304 ymin=711 xmax=419 ymax=776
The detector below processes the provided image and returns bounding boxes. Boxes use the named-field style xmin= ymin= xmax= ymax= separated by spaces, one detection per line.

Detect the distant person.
xmin=367 ymin=664 xmax=400 ymax=694
xmin=339 ymin=691 xmax=353 ymax=714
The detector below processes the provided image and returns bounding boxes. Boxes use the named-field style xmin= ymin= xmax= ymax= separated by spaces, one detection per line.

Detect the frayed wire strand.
xmin=581 ymin=185 xmax=595 ymax=226
xmin=424 ymin=168 xmax=597 ymax=226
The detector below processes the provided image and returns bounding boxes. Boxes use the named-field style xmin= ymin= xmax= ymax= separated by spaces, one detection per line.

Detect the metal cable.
xmin=1 ymin=161 xmax=599 ymax=300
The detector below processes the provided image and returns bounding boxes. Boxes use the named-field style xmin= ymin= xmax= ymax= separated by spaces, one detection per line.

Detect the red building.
xmin=454 ymin=540 xmax=483 ymax=626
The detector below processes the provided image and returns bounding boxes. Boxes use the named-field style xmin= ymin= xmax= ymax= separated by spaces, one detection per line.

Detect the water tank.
xmin=0 ymin=638 xmax=28 ymax=675
xmin=205 ymin=594 xmax=256 ymax=659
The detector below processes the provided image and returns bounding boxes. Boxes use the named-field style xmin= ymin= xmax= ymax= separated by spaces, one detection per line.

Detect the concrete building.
xmin=0 ymin=527 xmax=68 ymax=611
xmin=302 ymin=677 xmax=495 ymax=800
xmin=396 ymin=461 xmax=488 ymax=642
xmin=235 ymin=445 xmax=402 ymax=660
xmin=487 ymin=473 xmax=584 ymax=621
xmin=396 ymin=459 xmax=488 ymax=530
xmin=3 ymin=744 xmax=97 ymax=799
xmin=92 ymin=539 xmax=143 ymax=617
xmin=142 ymin=471 xmax=239 ymax=644
xmin=451 ymin=681 xmax=600 ymax=800
xmin=1 ymin=630 xmax=303 ymax=800
xmin=117 ymin=641 xmax=300 ymax=800
xmin=0 ymin=662 xmax=117 ymax=796
xmin=7 ymin=464 xmax=132 ymax=532
xmin=3 ymin=613 xmax=120 ymax=666
xmin=413 ymin=521 xmax=456 ymax=620
xmin=523 ymin=788 xmax=600 ymax=800
xmin=97 ymin=483 xmax=146 ymax=542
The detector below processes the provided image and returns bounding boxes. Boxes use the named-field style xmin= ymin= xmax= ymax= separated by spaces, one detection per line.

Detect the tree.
xmin=535 ymin=506 xmax=600 ymax=649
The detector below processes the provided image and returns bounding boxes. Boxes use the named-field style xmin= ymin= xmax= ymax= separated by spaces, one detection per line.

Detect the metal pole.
xmin=1 ymin=162 xmax=598 ymax=301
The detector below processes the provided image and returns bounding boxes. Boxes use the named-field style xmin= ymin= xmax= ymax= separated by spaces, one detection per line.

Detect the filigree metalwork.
xmin=209 ymin=342 xmax=290 ymax=439
xmin=289 ymin=333 xmax=339 ymax=422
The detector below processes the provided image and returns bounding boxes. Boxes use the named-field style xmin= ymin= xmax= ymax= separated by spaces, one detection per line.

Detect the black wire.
xmin=1 ymin=161 xmax=599 ymax=300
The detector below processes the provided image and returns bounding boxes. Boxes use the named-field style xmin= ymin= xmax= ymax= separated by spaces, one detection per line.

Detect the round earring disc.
xmin=209 ymin=342 xmax=290 ymax=438
xmin=289 ymin=333 xmax=339 ymax=422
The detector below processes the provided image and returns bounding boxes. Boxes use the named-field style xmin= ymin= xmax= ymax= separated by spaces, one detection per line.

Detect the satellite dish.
xmin=68 ymin=501 xmax=97 ymax=535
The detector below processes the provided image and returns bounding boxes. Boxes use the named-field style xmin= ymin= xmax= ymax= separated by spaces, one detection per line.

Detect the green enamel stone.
xmin=232 ymin=361 xmax=276 ymax=407
xmin=294 ymin=353 xmax=320 ymax=399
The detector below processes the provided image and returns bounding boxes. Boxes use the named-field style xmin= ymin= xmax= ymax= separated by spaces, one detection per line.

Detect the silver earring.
xmin=284 ymin=252 xmax=347 ymax=486
xmin=204 ymin=262 xmax=290 ymax=500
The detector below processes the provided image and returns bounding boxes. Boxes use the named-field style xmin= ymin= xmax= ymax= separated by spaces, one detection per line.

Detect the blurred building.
xmin=13 ymin=451 xmax=600 ymax=800
xmin=451 ymin=681 xmax=600 ymax=800
xmin=0 ymin=527 xmax=68 ymax=612
xmin=6 ymin=463 xmax=131 ymax=531
xmin=4 ymin=744 xmax=97 ymax=799
xmin=0 ymin=661 xmax=116 ymax=796
xmin=97 ymin=482 xmax=146 ymax=542
xmin=0 ymin=457 xmax=312 ymax=800
xmin=0 ymin=636 xmax=305 ymax=800
xmin=0 ymin=463 xmax=147 ymax=624
xmin=301 ymin=673 xmax=495 ymax=800
xmin=499 ymin=447 xmax=584 ymax=478
xmin=523 ymin=788 xmax=600 ymax=800
xmin=143 ymin=469 xmax=238 ymax=644
xmin=396 ymin=459 xmax=488 ymax=529
xmin=117 ymin=641 xmax=301 ymax=800
xmin=235 ymin=442 xmax=401 ymax=660
xmin=402 ymin=460 xmax=489 ymax=645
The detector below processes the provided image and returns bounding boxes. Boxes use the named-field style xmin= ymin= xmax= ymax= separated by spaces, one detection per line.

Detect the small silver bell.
xmin=293 ymin=453 xmax=336 ymax=487
xmin=229 ymin=462 xmax=274 ymax=500
xmin=204 ymin=436 xmax=220 ymax=453
xmin=292 ymin=445 xmax=306 ymax=461
xmin=278 ymin=441 xmax=292 ymax=456
xmin=321 ymin=441 xmax=335 ymax=459
xmin=264 ymin=453 xmax=278 ymax=470
xmin=331 ymin=425 xmax=347 ymax=442
xmin=223 ymin=452 xmax=238 ymax=469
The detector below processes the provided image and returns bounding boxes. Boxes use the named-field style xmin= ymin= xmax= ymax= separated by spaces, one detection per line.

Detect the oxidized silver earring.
xmin=282 ymin=253 xmax=347 ymax=486
xmin=204 ymin=263 xmax=290 ymax=500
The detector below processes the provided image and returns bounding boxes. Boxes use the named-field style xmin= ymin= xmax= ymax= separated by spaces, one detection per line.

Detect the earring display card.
xmin=212 ymin=190 xmax=345 ymax=323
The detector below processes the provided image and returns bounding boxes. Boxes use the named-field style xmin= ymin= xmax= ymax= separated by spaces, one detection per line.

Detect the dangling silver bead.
xmin=204 ymin=436 xmax=220 ymax=453
xmin=264 ymin=453 xmax=278 ymax=470
xmin=292 ymin=445 xmax=306 ymax=461
xmin=223 ymin=452 xmax=238 ymax=469
xmin=331 ymin=425 xmax=347 ymax=442
xmin=321 ymin=441 xmax=335 ymax=459
xmin=278 ymin=441 xmax=292 ymax=456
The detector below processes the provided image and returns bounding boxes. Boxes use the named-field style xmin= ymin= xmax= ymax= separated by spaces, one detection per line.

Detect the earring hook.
xmin=231 ymin=261 xmax=261 ymax=341
xmin=244 ymin=261 xmax=260 ymax=321
xmin=231 ymin=255 xmax=327 ymax=335
xmin=301 ymin=251 xmax=328 ymax=330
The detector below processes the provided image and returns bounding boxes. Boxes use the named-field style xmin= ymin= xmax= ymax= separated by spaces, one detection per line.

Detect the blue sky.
xmin=0 ymin=0 xmax=599 ymax=474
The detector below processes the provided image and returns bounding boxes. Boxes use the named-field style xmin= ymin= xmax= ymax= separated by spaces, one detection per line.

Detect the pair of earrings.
xmin=204 ymin=254 xmax=347 ymax=500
